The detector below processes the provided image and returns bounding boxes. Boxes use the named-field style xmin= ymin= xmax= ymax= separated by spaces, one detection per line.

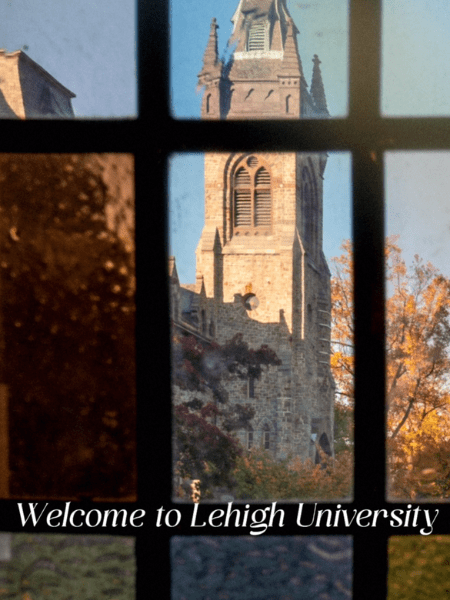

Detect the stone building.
xmin=171 ymin=0 xmax=334 ymax=462
xmin=0 ymin=49 xmax=75 ymax=118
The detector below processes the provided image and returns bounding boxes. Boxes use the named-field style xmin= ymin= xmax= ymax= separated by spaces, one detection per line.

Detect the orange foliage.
xmin=331 ymin=238 xmax=450 ymax=499
xmin=233 ymin=448 xmax=353 ymax=500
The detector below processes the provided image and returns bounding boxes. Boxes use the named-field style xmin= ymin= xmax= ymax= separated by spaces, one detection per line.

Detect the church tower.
xmin=198 ymin=0 xmax=329 ymax=120
xmin=193 ymin=0 xmax=334 ymax=461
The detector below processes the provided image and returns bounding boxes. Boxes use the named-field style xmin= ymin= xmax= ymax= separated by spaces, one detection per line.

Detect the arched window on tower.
xmin=233 ymin=156 xmax=272 ymax=235
xmin=206 ymin=94 xmax=211 ymax=114
xmin=286 ymin=94 xmax=291 ymax=114
xmin=247 ymin=20 xmax=269 ymax=51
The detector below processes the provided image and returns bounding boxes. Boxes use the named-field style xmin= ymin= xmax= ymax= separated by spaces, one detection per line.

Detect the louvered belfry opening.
xmin=254 ymin=167 xmax=271 ymax=227
xmin=233 ymin=156 xmax=272 ymax=234
xmin=247 ymin=20 xmax=268 ymax=51
xmin=234 ymin=167 xmax=252 ymax=228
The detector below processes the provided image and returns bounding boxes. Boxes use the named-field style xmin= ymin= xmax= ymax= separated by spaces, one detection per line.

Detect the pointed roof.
xmin=239 ymin=0 xmax=276 ymax=18
xmin=230 ymin=0 xmax=295 ymax=52
xmin=0 ymin=49 xmax=75 ymax=119
xmin=310 ymin=54 xmax=329 ymax=115
xmin=168 ymin=256 xmax=179 ymax=283
xmin=198 ymin=18 xmax=222 ymax=82
xmin=280 ymin=18 xmax=304 ymax=78
xmin=231 ymin=0 xmax=292 ymax=29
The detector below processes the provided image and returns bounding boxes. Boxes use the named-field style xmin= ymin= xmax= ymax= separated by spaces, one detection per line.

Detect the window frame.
xmin=145 ymin=0 xmax=450 ymax=598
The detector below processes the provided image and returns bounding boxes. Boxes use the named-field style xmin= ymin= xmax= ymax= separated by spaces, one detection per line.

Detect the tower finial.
xmin=202 ymin=18 xmax=220 ymax=69
xmin=280 ymin=17 xmax=304 ymax=78
xmin=310 ymin=54 xmax=329 ymax=115
xmin=198 ymin=18 xmax=223 ymax=118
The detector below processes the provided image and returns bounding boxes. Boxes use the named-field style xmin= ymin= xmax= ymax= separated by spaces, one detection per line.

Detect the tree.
xmin=0 ymin=155 xmax=136 ymax=499
xmin=331 ymin=238 xmax=450 ymax=498
xmin=233 ymin=448 xmax=353 ymax=501
xmin=330 ymin=239 xmax=355 ymax=454
xmin=172 ymin=332 xmax=280 ymax=498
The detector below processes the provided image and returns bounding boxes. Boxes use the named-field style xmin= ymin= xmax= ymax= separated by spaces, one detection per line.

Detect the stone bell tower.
xmin=198 ymin=0 xmax=329 ymax=120
xmin=194 ymin=0 xmax=335 ymax=460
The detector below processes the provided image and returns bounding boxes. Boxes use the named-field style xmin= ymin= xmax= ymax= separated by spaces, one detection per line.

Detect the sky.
xmin=3 ymin=0 xmax=137 ymax=118
xmin=382 ymin=0 xmax=450 ymax=116
xmin=170 ymin=0 xmax=349 ymax=119
xmin=169 ymin=0 xmax=450 ymax=284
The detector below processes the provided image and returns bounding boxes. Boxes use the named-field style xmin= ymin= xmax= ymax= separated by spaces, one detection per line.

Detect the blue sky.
xmin=169 ymin=0 xmax=450 ymax=283
xmin=3 ymin=0 xmax=136 ymax=117
xmin=382 ymin=0 xmax=450 ymax=116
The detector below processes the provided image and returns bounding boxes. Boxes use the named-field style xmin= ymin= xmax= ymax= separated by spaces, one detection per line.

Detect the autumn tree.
xmin=172 ymin=333 xmax=280 ymax=498
xmin=0 ymin=154 xmax=136 ymax=499
xmin=331 ymin=238 xmax=450 ymax=498
xmin=233 ymin=447 xmax=353 ymax=500
xmin=386 ymin=241 xmax=450 ymax=498
xmin=330 ymin=239 xmax=355 ymax=453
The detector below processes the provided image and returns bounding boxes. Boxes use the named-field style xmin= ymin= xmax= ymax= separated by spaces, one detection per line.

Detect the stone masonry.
xmin=0 ymin=50 xmax=75 ymax=118
xmin=171 ymin=0 xmax=334 ymax=462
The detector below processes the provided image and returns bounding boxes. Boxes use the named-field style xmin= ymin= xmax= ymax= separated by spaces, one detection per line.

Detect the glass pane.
xmin=170 ymin=0 xmax=348 ymax=119
xmin=386 ymin=152 xmax=450 ymax=500
xmin=0 ymin=534 xmax=135 ymax=597
xmin=0 ymin=154 xmax=136 ymax=500
xmin=388 ymin=536 xmax=450 ymax=598
xmin=172 ymin=536 xmax=353 ymax=599
xmin=1 ymin=1 xmax=136 ymax=118
xmin=382 ymin=0 xmax=450 ymax=116
xmin=169 ymin=152 xmax=352 ymax=501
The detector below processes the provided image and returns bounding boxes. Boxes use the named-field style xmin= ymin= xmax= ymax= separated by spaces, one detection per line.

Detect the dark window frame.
xmin=144 ymin=0 xmax=450 ymax=597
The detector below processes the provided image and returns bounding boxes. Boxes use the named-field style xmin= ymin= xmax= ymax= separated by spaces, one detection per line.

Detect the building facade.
xmin=171 ymin=0 xmax=334 ymax=462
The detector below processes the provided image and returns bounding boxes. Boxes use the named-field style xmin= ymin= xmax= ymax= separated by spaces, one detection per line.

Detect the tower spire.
xmin=199 ymin=18 xmax=220 ymax=73
xmin=280 ymin=18 xmax=304 ymax=79
xmin=199 ymin=2 xmax=328 ymax=120
xmin=198 ymin=18 xmax=223 ymax=119
xmin=310 ymin=54 xmax=329 ymax=115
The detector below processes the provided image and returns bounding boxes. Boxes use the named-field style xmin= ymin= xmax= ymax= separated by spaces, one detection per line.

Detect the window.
xmin=286 ymin=94 xmax=291 ymax=114
xmin=247 ymin=430 xmax=253 ymax=450
xmin=160 ymin=1 xmax=450 ymax=598
xmin=247 ymin=20 xmax=268 ymax=52
xmin=233 ymin=156 xmax=272 ymax=234
xmin=248 ymin=376 xmax=255 ymax=398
